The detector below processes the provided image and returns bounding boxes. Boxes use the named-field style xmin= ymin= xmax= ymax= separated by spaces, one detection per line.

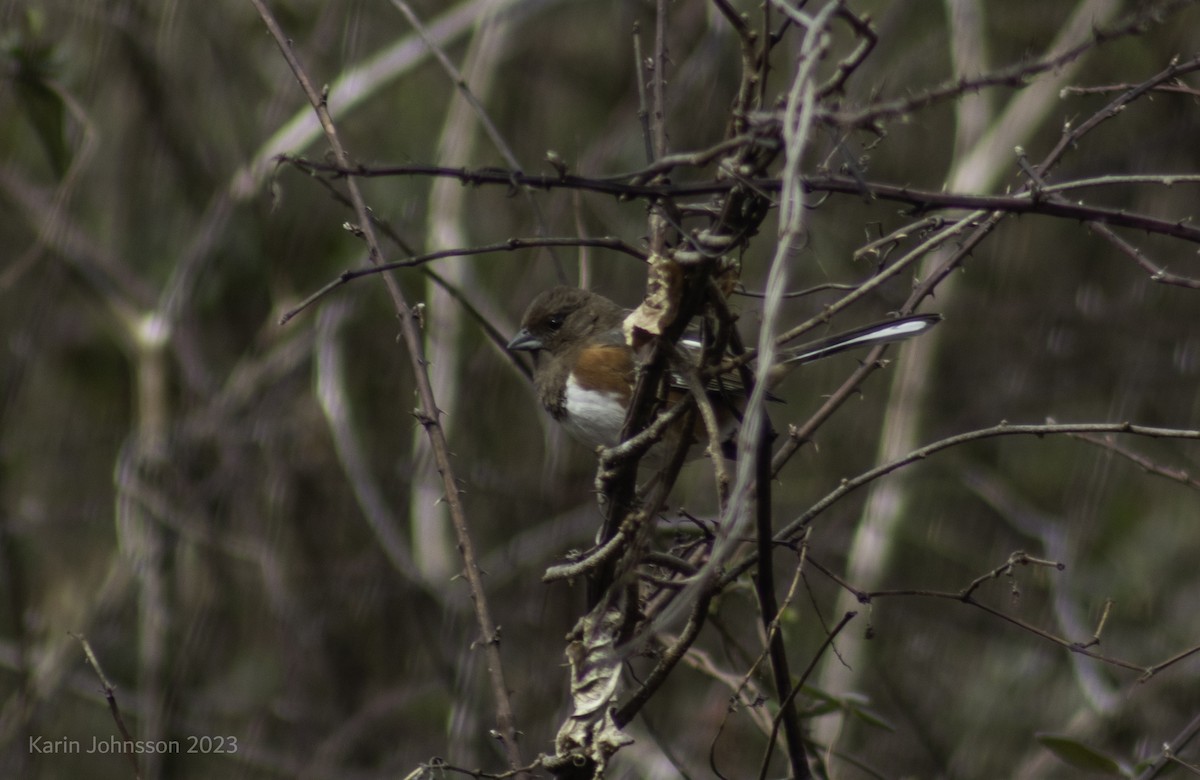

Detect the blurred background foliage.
xmin=1 ymin=0 xmax=1199 ymax=778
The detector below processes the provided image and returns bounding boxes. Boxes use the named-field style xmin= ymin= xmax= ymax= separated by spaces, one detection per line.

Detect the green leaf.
xmin=848 ymin=704 xmax=896 ymax=733
xmin=1036 ymin=734 xmax=1127 ymax=776
xmin=798 ymin=686 xmax=895 ymax=732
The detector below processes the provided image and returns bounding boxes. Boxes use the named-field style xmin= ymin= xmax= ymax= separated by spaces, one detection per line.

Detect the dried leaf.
xmin=552 ymin=605 xmax=632 ymax=775
xmin=623 ymin=253 xmax=683 ymax=353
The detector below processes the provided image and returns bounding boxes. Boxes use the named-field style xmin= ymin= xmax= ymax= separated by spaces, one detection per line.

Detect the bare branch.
xmin=249 ymin=1 xmax=523 ymax=769
xmin=775 ymin=421 xmax=1200 ymax=546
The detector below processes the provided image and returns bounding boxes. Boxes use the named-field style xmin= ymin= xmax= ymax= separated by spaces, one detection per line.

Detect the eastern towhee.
xmin=507 ymin=286 xmax=940 ymax=460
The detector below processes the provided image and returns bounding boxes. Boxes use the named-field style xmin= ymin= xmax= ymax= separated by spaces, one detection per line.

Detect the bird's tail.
xmin=780 ymin=313 xmax=942 ymax=367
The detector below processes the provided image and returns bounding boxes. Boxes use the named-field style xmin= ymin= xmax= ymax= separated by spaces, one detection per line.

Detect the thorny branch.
xmin=250 ymin=0 xmax=524 ymax=772
xmin=283 ymin=156 xmax=1200 ymax=251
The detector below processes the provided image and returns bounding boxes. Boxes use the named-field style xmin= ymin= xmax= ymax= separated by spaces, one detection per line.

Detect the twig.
xmin=389 ymin=0 xmax=521 ymax=175
xmin=720 ymin=535 xmax=812 ymax=751
xmin=816 ymin=6 xmax=876 ymax=98
xmin=73 ymin=634 xmax=142 ymax=780
xmin=1079 ymin=599 xmax=1114 ymax=650
xmin=249 ymin=1 xmax=523 ymax=770
xmin=1088 ymin=221 xmax=1200 ymax=289
xmin=1039 ymin=54 xmax=1200 ymax=180
xmin=613 ymin=585 xmax=715 ymax=727
xmin=672 ymin=357 xmax=731 ymax=506
xmin=1070 ymin=432 xmax=1200 ymax=489
xmin=1011 ymin=78 xmax=1200 ymax=290
xmin=804 ymin=554 xmax=1176 ymax=676
xmin=1063 ymin=81 xmax=1200 ymax=98
xmin=733 ymin=280 xmax=859 ymax=299
xmin=773 ymin=421 xmax=1200 ymax=545
xmin=710 ymin=0 xmax=752 ymax=44
xmin=1140 ymin=643 xmax=1200 ymax=682
xmin=863 ymin=589 xmax=1145 ymax=673
xmin=958 ymin=551 xmax=1064 ymax=601
xmin=1137 ymin=712 xmax=1200 ymax=780
xmin=279 ymin=235 xmax=647 ymax=325
xmin=753 ymin=414 xmax=808 ymax=778
xmin=542 ymin=530 xmax=628 ymax=583
xmin=757 ymin=611 xmax=857 ymax=780
xmin=268 ymin=170 xmax=534 ymax=380
xmin=632 ymin=23 xmax=654 ymax=165
xmin=802 ymin=175 xmax=1200 ymax=245
xmin=815 ymin=0 xmax=1199 ymax=129
xmin=387 ymin=0 xmax=563 ymax=274
xmin=651 ymin=0 xmax=669 ymax=161
xmin=852 ymin=217 xmax=947 ymax=263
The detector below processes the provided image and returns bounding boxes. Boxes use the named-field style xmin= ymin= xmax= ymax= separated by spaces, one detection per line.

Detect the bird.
xmin=507 ymin=285 xmax=940 ymax=460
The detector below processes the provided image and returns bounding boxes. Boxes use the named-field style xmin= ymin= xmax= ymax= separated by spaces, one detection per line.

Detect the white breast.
xmin=562 ymin=374 xmax=628 ymax=448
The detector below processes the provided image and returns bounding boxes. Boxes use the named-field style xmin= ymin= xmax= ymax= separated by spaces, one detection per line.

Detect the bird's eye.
xmin=547 ymin=314 xmax=565 ymax=331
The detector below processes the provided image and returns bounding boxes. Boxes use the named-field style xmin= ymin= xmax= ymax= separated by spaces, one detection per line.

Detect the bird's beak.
xmin=506 ymin=328 xmax=542 ymax=352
